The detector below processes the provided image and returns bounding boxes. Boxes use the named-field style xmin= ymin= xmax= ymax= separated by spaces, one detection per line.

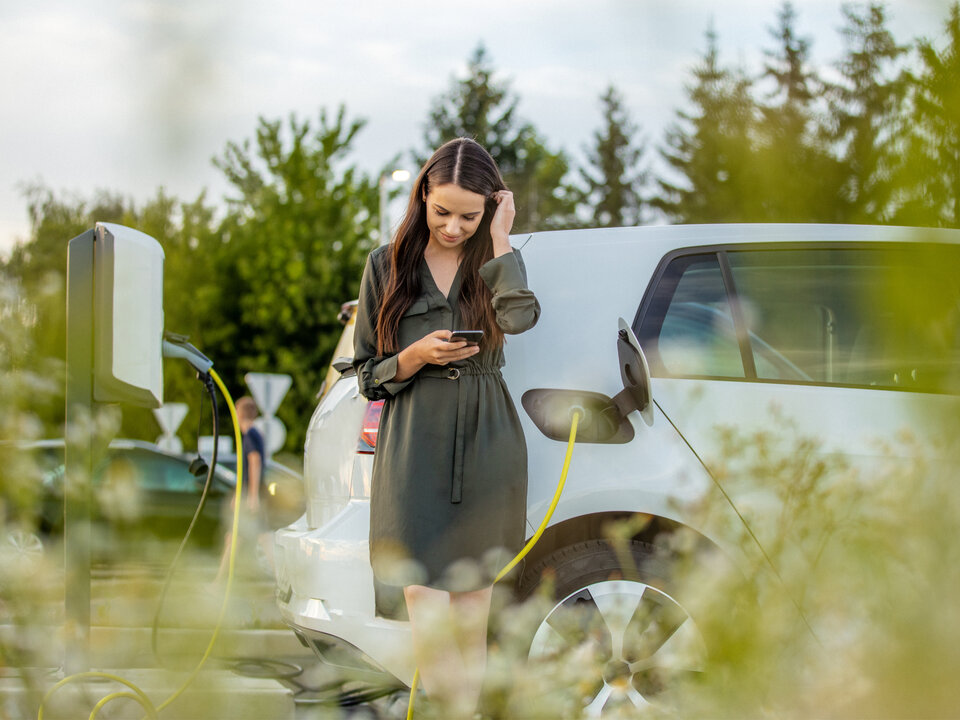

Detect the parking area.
xmin=0 ymin=548 xmax=406 ymax=719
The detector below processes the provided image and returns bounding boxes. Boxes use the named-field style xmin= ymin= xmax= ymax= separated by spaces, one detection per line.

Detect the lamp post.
xmin=378 ymin=169 xmax=411 ymax=245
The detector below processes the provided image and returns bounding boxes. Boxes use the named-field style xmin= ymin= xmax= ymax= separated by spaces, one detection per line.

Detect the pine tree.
xmin=655 ymin=25 xmax=758 ymax=222
xmin=891 ymin=2 xmax=960 ymax=227
xmin=754 ymin=1 xmax=846 ymax=221
xmin=826 ymin=2 xmax=908 ymax=222
xmin=422 ymin=44 xmax=577 ymax=231
xmin=578 ymin=86 xmax=647 ymax=227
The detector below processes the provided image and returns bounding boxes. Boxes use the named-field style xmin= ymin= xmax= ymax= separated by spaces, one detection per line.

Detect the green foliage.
xmin=1 ymin=107 xmax=376 ymax=455
xmin=5 ymin=1 xmax=960 ymax=457
xmin=825 ymin=2 xmax=909 ymax=222
xmin=422 ymin=44 xmax=578 ymax=231
xmin=752 ymin=1 xmax=847 ymax=222
xmin=577 ymin=85 xmax=648 ymax=227
xmin=209 ymin=107 xmax=378 ymax=452
xmin=656 ymin=25 xmax=760 ymax=222
xmin=890 ymin=1 xmax=960 ymax=227
xmin=662 ymin=413 xmax=960 ymax=718
xmin=657 ymin=1 xmax=956 ymax=226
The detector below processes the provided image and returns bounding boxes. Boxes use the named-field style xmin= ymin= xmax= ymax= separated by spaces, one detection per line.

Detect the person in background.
xmin=214 ymin=395 xmax=264 ymax=582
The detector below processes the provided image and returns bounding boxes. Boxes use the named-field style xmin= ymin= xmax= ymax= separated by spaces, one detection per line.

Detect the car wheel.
xmin=518 ymin=539 xmax=706 ymax=716
xmin=3 ymin=528 xmax=45 ymax=563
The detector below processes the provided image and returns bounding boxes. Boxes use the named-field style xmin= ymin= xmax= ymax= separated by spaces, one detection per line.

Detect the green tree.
xmin=890 ymin=2 xmax=960 ymax=227
xmin=655 ymin=25 xmax=759 ymax=222
xmin=578 ymin=85 xmax=648 ymax=227
xmin=825 ymin=2 xmax=908 ymax=223
xmin=210 ymin=106 xmax=378 ymax=452
xmin=754 ymin=1 xmax=846 ymax=221
xmin=422 ymin=44 xmax=577 ymax=231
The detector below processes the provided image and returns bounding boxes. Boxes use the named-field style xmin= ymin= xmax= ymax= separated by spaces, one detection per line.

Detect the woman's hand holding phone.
xmin=419 ymin=330 xmax=480 ymax=362
xmin=395 ymin=330 xmax=479 ymax=380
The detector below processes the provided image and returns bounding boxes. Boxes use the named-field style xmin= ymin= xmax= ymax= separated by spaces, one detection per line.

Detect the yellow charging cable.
xmin=38 ymin=368 xmax=243 ymax=720
xmin=406 ymin=410 xmax=582 ymax=720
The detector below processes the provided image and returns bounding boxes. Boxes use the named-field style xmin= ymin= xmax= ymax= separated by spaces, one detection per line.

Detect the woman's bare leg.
xmin=450 ymin=586 xmax=494 ymax=712
xmin=404 ymin=585 xmax=472 ymax=717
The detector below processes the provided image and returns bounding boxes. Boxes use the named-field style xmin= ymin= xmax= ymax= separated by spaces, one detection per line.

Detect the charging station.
xmin=50 ymin=223 xmax=299 ymax=719
xmin=64 ymin=222 xmax=165 ymax=673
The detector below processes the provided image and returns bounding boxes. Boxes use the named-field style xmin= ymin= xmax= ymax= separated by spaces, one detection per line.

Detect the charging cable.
xmin=405 ymin=409 xmax=582 ymax=720
xmin=151 ymin=370 xmax=220 ymax=661
xmin=37 ymin=368 xmax=243 ymax=720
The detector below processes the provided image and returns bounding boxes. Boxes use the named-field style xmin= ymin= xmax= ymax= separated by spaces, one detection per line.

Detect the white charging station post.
xmin=64 ymin=223 xmax=164 ymax=674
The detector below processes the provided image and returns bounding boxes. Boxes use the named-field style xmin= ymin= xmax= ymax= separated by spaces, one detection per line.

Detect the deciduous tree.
xmin=211 ymin=106 xmax=378 ymax=451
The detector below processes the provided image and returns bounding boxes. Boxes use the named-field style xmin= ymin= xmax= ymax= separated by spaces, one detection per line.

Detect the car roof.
xmin=519 ymin=223 xmax=960 ymax=252
xmin=16 ymin=438 xmax=238 ymax=481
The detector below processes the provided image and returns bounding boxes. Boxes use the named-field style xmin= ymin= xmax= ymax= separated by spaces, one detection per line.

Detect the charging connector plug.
xmin=162 ymin=332 xmax=213 ymax=374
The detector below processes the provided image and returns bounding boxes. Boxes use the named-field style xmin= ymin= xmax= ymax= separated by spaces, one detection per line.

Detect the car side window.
xmin=642 ymin=254 xmax=746 ymax=379
xmin=727 ymin=246 xmax=960 ymax=392
xmin=117 ymin=450 xmax=194 ymax=492
xmin=640 ymin=243 xmax=959 ymax=393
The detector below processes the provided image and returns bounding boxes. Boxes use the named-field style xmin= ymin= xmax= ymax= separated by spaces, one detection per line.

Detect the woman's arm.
xmin=479 ymin=248 xmax=541 ymax=335
xmin=353 ymin=252 xmax=416 ymax=400
xmin=482 ymin=189 xmax=540 ymax=334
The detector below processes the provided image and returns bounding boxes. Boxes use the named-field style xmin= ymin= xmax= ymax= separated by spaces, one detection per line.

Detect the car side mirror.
xmin=612 ymin=318 xmax=654 ymax=426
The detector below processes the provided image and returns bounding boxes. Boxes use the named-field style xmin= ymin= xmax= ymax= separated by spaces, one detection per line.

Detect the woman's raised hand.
xmin=489 ymin=190 xmax=515 ymax=255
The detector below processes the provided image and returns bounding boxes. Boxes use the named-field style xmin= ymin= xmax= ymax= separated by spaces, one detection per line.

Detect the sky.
xmin=0 ymin=0 xmax=953 ymax=257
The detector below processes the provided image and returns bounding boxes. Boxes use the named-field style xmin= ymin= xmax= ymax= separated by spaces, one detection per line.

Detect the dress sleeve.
xmin=353 ymin=252 xmax=415 ymax=400
xmin=478 ymin=248 xmax=541 ymax=335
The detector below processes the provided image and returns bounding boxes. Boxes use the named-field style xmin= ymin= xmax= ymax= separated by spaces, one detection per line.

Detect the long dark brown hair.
xmin=376 ymin=138 xmax=508 ymax=354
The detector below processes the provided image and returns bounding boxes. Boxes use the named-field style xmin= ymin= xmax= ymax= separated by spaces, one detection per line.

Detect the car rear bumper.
xmin=273 ymin=502 xmax=414 ymax=685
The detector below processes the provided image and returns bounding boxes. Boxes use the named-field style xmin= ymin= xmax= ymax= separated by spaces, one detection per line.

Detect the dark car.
xmin=212 ymin=453 xmax=305 ymax=530
xmin=6 ymin=439 xmax=237 ymax=564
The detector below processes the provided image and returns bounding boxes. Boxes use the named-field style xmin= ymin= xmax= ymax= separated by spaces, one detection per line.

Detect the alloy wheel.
xmin=529 ymin=579 xmax=705 ymax=716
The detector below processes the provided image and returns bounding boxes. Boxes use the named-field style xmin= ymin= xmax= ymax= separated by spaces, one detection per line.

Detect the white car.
xmin=274 ymin=224 xmax=960 ymax=711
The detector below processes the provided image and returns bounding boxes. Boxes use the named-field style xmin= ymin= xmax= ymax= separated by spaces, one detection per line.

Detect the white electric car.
xmin=274 ymin=224 xmax=960 ymax=710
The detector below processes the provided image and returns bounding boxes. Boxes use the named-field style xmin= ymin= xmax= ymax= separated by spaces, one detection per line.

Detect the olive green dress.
xmin=353 ymin=244 xmax=540 ymax=597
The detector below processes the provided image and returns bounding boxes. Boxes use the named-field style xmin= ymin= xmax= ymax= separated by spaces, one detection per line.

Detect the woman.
xmin=353 ymin=137 xmax=540 ymax=716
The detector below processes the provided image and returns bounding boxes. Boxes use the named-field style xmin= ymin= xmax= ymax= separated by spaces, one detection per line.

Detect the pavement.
xmin=0 ymin=548 xmax=407 ymax=720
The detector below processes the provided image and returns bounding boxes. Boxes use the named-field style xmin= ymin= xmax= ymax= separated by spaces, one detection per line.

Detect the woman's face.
xmin=423 ymin=183 xmax=486 ymax=252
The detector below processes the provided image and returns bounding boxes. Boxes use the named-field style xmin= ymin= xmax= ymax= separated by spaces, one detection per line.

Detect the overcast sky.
xmin=0 ymin=0 xmax=952 ymax=256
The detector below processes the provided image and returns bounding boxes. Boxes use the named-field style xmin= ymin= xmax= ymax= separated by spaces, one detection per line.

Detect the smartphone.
xmin=450 ymin=330 xmax=483 ymax=346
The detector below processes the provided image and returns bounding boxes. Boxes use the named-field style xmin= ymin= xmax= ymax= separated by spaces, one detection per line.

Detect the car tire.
xmin=516 ymin=539 xmax=706 ymax=716
xmin=3 ymin=527 xmax=46 ymax=565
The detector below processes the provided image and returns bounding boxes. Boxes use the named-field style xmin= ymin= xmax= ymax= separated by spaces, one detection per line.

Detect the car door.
xmin=635 ymin=241 xmax=960 ymax=553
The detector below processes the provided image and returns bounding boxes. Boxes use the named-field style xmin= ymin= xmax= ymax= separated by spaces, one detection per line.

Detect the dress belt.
xmin=418 ymin=364 xmax=502 ymax=503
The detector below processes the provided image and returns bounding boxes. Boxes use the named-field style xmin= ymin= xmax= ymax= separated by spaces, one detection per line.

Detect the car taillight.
xmin=357 ymin=400 xmax=384 ymax=454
